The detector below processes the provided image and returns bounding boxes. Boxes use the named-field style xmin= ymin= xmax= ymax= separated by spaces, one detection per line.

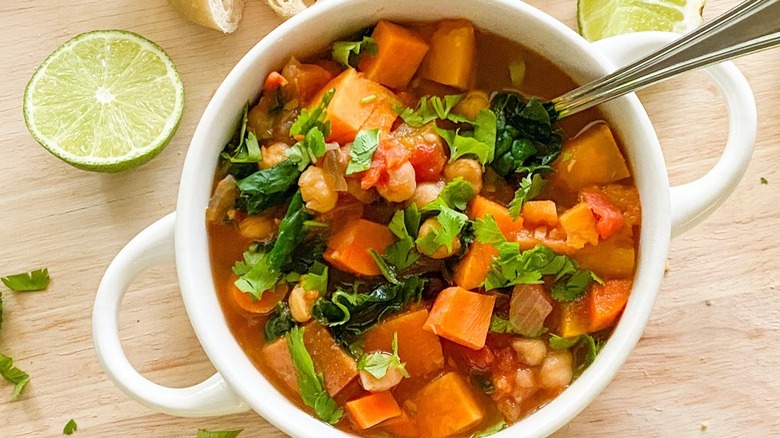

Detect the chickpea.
xmin=416 ymin=217 xmax=461 ymax=259
xmin=258 ymin=142 xmax=290 ymax=170
xmin=453 ymin=90 xmax=490 ymax=120
xmin=377 ymin=161 xmax=417 ymax=203
xmin=346 ymin=178 xmax=379 ymax=204
xmin=408 ymin=181 xmax=445 ymax=209
xmin=359 ymin=365 xmax=405 ymax=393
xmin=511 ymin=338 xmax=548 ymax=366
xmin=289 ymin=284 xmax=319 ymax=323
xmin=299 ymin=166 xmax=338 ymax=213
xmin=238 ymin=211 xmax=278 ymax=241
xmin=444 ymin=158 xmax=483 ymax=194
xmin=539 ymin=350 xmax=574 ymax=390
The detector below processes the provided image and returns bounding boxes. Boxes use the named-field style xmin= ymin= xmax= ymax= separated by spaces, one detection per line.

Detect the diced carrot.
xmin=559 ymin=202 xmax=599 ymax=250
xmin=588 ymin=279 xmax=633 ymax=332
xmin=345 ymin=391 xmax=402 ymax=430
xmin=309 ymin=69 xmax=399 ymax=144
xmin=359 ymin=20 xmax=430 ymax=90
xmin=576 ymin=227 xmax=636 ymax=279
xmin=522 ymin=200 xmax=558 ymax=227
xmin=516 ymin=225 xmax=574 ymax=255
xmin=468 ymin=196 xmax=524 ymax=239
xmin=324 ymin=218 xmax=395 ymax=276
xmin=581 ymin=189 xmax=625 ymax=239
xmin=551 ymin=297 xmax=591 ymax=338
xmin=452 ymin=242 xmax=498 ymax=291
xmin=421 ymin=20 xmax=476 ymax=90
xmin=424 ymin=287 xmax=496 ymax=350
xmin=228 ymin=277 xmax=287 ymax=316
xmin=363 ymin=309 xmax=444 ymax=378
xmin=263 ymin=71 xmax=288 ymax=92
xmin=296 ymin=63 xmax=335 ymax=104
xmin=412 ymin=372 xmax=485 ymax=438
xmin=303 ymin=322 xmax=358 ymax=396
xmin=262 ymin=336 xmax=298 ymax=393
xmin=551 ymin=122 xmax=631 ymax=192
xmin=379 ymin=410 xmax=418 ymax=437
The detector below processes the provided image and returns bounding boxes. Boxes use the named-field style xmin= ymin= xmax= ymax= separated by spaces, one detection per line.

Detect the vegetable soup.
xmin=207 ymin=19 xmax=640 ymax=438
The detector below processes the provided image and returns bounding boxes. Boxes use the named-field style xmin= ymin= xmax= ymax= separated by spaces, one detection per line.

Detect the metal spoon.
xmin=550 ymin=0 xmax=780 ymax=119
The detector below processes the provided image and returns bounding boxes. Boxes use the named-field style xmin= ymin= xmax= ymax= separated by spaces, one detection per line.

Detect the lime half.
xmin=578 ymin=0 xmax=705 ymax=42
xmin=23 ymin=30 xmax=184 ymax=172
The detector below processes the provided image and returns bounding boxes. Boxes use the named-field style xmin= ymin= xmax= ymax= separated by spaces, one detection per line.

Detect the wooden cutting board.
xmin=0 ymin=0 xmax=778 ymax=436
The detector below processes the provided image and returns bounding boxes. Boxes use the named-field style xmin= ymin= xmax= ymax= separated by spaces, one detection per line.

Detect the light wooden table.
xmin=1 ymin=0 xmax=778 ymax=436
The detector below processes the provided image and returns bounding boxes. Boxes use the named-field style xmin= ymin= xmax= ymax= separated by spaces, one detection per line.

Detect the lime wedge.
xmin=23 ymin=30 xmax=184 ymax=172
xmin=578 ymin=0 xmax=705 ymax=42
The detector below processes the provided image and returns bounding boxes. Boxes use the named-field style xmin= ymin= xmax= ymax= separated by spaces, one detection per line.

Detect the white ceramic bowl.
xmin=93 ymin=0 xmax=756 ymax=436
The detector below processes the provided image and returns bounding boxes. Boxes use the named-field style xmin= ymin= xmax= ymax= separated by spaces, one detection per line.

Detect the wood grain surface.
xmin=1 ymin=0 xmax=778 ymax=436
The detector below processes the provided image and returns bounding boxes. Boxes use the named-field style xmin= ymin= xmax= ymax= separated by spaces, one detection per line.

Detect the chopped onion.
xmin=509 ymin=284 xmax=552 ymax=337
xmin=205 ymin=175 xmax=238 ymax=223
xmin=322 ymin=143 xmax=349 ymax=192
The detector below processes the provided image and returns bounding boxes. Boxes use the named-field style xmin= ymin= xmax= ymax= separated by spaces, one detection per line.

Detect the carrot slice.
xmin=228 ymin=277 xmax=287 ymax=316
xmin=323 ymin=218 xmax=395 ymax=276
xmin=424 ymin=287 xmax=496 ymax=350
xmin=468 ymin=196 xmax=524 ymax=239
xmin=345 ymin=391 xmax=402 ymax=430
xmin=363 ymin=309 xmax=445 ymax=378
xmin=359 ymin=20 xmax=430 ymax=90
xmin=452 ymin=242 xmax=498 ymax=291
xmin=588 ymin=279 xmax=633 ymax=332
xmin=412 ymin=372 xmax=484 ymax=438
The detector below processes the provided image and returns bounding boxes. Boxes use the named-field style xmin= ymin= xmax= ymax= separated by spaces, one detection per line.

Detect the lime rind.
xmin=578 ymin=0 xmax=705 ymax=42
xmin=23 ymin=30 xmax=184 ymax=172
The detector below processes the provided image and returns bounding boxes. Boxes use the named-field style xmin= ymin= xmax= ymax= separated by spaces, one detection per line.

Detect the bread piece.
xmin=167 ymin=0 xmax=246 ymax=33
xmin=264 ymin=0 xmax=319 ymax=19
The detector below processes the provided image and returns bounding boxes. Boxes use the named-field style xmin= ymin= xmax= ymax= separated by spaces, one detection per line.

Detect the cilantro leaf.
xmin=332 ymin=36 xmax=377 ymax=68
xmin=290 ymin=89 xmax=334 ymax=138
xmin=63 ymin=419 xmax=77 ymax=435
xmin=473 ymin=419 xmax=508 ymax=437
xmin=383 ymin=207 xmax=421 ymax=271
xmin=0 ymin=353 xmax=30 ymax=399
xmin=286 ymin=126 xmax=327 ymax=171
xmin=232 ymin=251 xmax=279 ymax=301
xmin=286 ymin=326 xmax=344 ymax=424
xmin=507 ymin=172 xmax=546 ymax=218
xmin=437 ymin=129 xmax=492 ymax=166
xmin=549 ymin=334 xmax=602 ymax=377
xmin=196 ymin=429 xmax=243 ymax=438
xmin=416 ymin=206 xmax=469 ymax=254
xmin=549 ymin=334 xmax=580 ymax=350
xmin=1 ymin=268 xmax=50 ymax=292
xmin=489 ymin=316 xmax=520 ymax=334
xmin=394 ymin=94 xmax=466 ymax=127
xmin=346 ymin=128 xmax=380 ymax=175
xmin=551 ymin=269 xmax=602 ymax=302
xmin=357 ymin=332 xmax=410 ymax=380
xmin=474 ymin=215 xmax=506 ymax=245
xmin=221 ymin=105 xmax=262 ymax=164
xmin=421 ymin=177 xmax=475 ymax=212
xmin=300 ymin=262 xmax=328 ymax=294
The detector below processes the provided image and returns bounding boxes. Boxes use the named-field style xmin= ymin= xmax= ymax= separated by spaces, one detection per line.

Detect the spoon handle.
xmin=551 ymin=0 xmax=780 ymax=118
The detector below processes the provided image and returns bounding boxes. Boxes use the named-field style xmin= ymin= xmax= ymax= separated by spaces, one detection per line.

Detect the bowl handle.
xmin=591 ymin=31 xmax=757 ymax=237
xmin=92 ymin=213 xmax=249 ymax=417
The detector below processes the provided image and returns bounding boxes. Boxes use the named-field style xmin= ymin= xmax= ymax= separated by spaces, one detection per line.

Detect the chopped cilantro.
xmin=489 ymin=315 xmax=520 ymax=334
xmin=416 ymin=206 xmax=469 ymax=254
xmin=1 ymin=268 xmax=50 ymax=292
xmin=473 ymin=419 xmax=508 ymax=437
xmin=232 ymin=250 xmax=279 ymax=301
xmin=474 ymin=215 xmax=506 ymax=245
xmin=357 ymin=332 xmax=410 ymax=379
xmin=286 ymin=326 xmax=344 ymax=424
xmin=0 ymin=353 xmax=30 ymax=399
xmin=507 ymin=172 xmax=547 ymax=218
xmin=549 ymin=334 xmax=602 ymax=377
xmin=761 ymin=177 xmax=768 ymax=184
xmin=421 ymin=177 xmax=476 ymax=213
xmin=286 ymin=127 xmax=327 ymax=171
xmin=383 ymin=206 xmax=421 ymax=271
xmin=63 ymin=419 xmax=77 ymax=435
xmin=346 ymin=128 xmax=380 ymax=175
xmin=300 ymin=262 xmax=328 ymax=294
xmin=289 ymin=89 xmax=334 ymax=138
xmin=394 ymin=94 xmax=467 ymax=127
xmin=221 ymin=104 xmax=262 ymax=164
xmin=196 ymin=429 xmax=243 ymax=438
xmin=332 ymin=36 xmax=377 ymax=68
xmin=437 ymin=109 xmax=497 ymax=166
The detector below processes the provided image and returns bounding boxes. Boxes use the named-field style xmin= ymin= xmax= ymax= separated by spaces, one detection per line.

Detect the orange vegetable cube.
xmin=380 ymin=411 xmax=418 ymax=437
xmin=346 ymin=391 xmax=402 ymax=430
xmin=421 ymin=20 xmax=476 ymax=90
xmin=551 ymin=298 xmax=591 ymax=338
xmin=324 ymin=218 xmax=395 ymax=276
xmin=452 ymin=242 xmax=498 ymax=291
xmin=559 ymin=202 xmax=599 ymax=249
xmin=363 ymin=309 xmax=444 ymax=378
xmin=576 ymin=228 xmax=636 ymax=279
xmin=522 ymin=200 xmax=558 ymax=227
xmin=515 ymin=225 xmax=574 ymax=255
xmin=412 ymin=372 xmax=485 ymax=438
xmin=359 ymin=20 xmax=430 ymax=90
xmin=468 ymin=196 xmax=524 ymax=239
xmin=424 ymin=287 xmax=496 ymax=350
xmin=552 ymin=122 xmax=631 ymax=192
xmin=302 ymin=322 xmax=358 ymax=396
xmin=262 ymin=336 xmax=298 ymax=393
xmin=588 ymin=279 xmax=633 ymax=332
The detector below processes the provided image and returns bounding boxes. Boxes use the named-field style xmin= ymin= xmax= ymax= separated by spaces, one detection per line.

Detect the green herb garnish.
xmin=416 ymin=206 xmax=469 ymax=254
xmin=0 ymin=353 xmax=30 ymax=399
xmin=437 ymin=109 xmax=497 ymax=165
xmin=332 ymin=36 xmax=378 ymax=68
xmin=394 ymin=94 xmax=468 ymax=127
xmin=63 ymin=419 xmax=78 ymax=435
xmin=1 ymin=268 xmax=50 ymax=292
xmin=383 ymin=206 xmax=421 ymax=271
xmin=507 ymin=172 xmax=547 ymax=218
xmin=300 ymin=262 xmax=329 ymax=294
xmin=357 ymin=332 xmax=410 ymax=379
xmin=196 ymin=429 xmax=243 ymax=438
xmin=474 ymin=215 xmax=506 ymax=245
xmin=421 ymin=178 xmax=475 ymax=213
xmin=346 ymin=128 xmax=380 ymax=175
xmin=286 ymin=326 xmax=343 ymax=424
xmin=472 ymin=419 xmax=508 ymax=437
xmin=549 ymin=334 xmax=602 ymax=377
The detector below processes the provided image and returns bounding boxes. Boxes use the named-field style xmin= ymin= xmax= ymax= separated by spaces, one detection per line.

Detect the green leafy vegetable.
xmin=346 ymin=128 xmax=380 ymax=175
xmin=286 ymin=326 xmax=344 ymax=424
xmin=474 ymin=215 xmax=506 ymax=245
xmin=549 ymin=334 xmax=602 ymax=377
xmin=484 ymin=244 xmax=599 ymax=301
xmin=232 ymin=250 xmax=279 ymax=301
xmin=369 ymin=250 xmax=400 ymax=285
xmin=221 ymin=105 xmax=262 ymax=164
xmin=290 ymin=89 xmax=334 ymax=138
xmin=196 ymin=428 xmax=243 ymax=438
xmin=421 ymin=178 xmax=475 ymax=213
xmin=383 ymin=206 xmax=421 ymax=271
xmin=416 ymin=207 xmax=469 ymax=254
xmin=286 ymin=127 xmax=327 ymax=171
xmin=332 ymin=36 xmax=378 ymax=68
xmin=491 ymin=92 xmax=563 ymax=177
xmin=473 ymin=419 xmax=508 ymax=437
xmin=300 ymin=262 xmax=329 ymax=294
xmin=1 ymin=268 xmax=50 ymax=292
xmin=63 ymin=419 xmax=77 ymax=435
xmin=235 ymin=160 xmax=300 ymax=214
xmin=264 ymin=302 xmax=296 ymax=341
xmin=394 ymin=94 xmax=467 ymax=127
xmin=285 ymin=88 xmax=335 ymax=171
xmin=489 ymin=315 xmax=521 ymax=334
xmin=761 ymin=177 xmax=768 ymax=184
xmin=0 ymin=353 xmax=29 ymax=399
xmin=549 ymin=334 xmax=580 ymax=350
xmin=357 ymin=332 xmax=410 ymax=379
xmin=507 ymin=172 xmax=547 ymax=218
xmin=438 ymin=109 xmax=497 ymax=165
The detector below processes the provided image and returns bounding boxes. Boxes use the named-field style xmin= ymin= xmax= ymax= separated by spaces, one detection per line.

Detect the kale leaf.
xmin=235 ymin=160 xmax=300 ymax=214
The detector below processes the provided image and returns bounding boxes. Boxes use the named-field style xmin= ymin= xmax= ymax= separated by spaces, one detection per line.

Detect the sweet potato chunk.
xmin=324 ymin=218 xmax=395 ymax=276
xmin=552 ymin=122 xmax=631 ymax=192
xmin=522 ymin=200 xmax=558 ymax=227
xmin=303 ymin=322 xmax=358 ymax=396
xmin=359 ymin=20 xmax=430 ymax=90
xmin=262 ymin=336 xmax=298 ymax=393
xmin=452 ymin=242 xmax=498 ymax=291
xmin=421 ymin=20 xmax=476 ymax=90
xmin=468 ymin=196 xmax=524 ymax=239
xmin=363 ymin=309 xmax=444 ymax=378
xmin=346 ymin=391 xmax=402 ymax=430
xmin=559 ymin=202 xmax=599 ymax=249
xmin=575 ymin=227 xmax=636 ymax=279
xmin=412 ymin=372 xmax=484 ymax=438
xmin=424 ymin=287 xmax=495 ymax=350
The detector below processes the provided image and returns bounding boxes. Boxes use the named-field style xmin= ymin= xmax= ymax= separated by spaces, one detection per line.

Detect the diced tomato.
xmin=581 ymin=189 xmax=625 ymax=239
xmin=263 ymin=71 xmax=288 ymax=92
xmin=361 ymin=139 xmax=411 ymax=189
xmin=409 ymin=141 xmax=447 ymax=182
